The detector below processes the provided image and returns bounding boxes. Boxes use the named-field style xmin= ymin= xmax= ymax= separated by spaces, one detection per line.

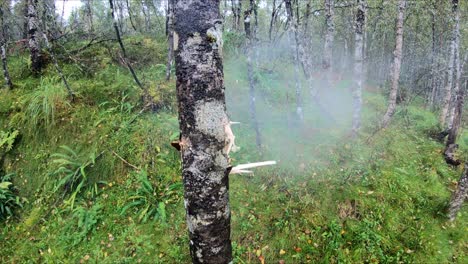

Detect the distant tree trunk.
xmin=173 ymin=1 xmax=232 ymax=263
xmin=27 ymin=0 xmax=44 ymax=75
xmin=231 ymin=0 xmax=241 ymax=31
xmin=447 ymin=0 xmax=461 ymax=128
xmin=448 ymin=163 xmax=468 ymax=221
xmin=109 ymin=0 xmax=145 ymax=92
xmin=85 ymin=0 xmax=94 ymax=34
xmin=323 ymin=0 xmax=334 ymax=81
xmin=285 ymin=0 xmax=303 ymax=122
xmin=429 ymin=9 xmax=437 ymax=107
xmin=245 ymin=7 xmax=262 ymax=148
xmin=125 ymin=0 xmax=137 ymax=32
xmin=439 ymin=0 xmax=458 ymax=126
xmin=165 ymin=0 xmax=174 ymax=81
xmin=0 ymin=2 xmax=12 ymax=89
xmin=352 ymin=0 xmax=366 ymax=136
xmin=381 ymin=0 xmax=406 ymax=128
xmin=22 ymin=0 xmax=28 ymax=39
xmin=269 ymin=0 xmax=277 ymax=41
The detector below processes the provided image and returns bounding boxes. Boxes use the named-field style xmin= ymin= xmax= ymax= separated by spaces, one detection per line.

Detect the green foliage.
xmin=0 ymin=174 xmax=24 ymax=220
xmin=66 ymin=202 xmax=103 ymax=246
xmin=121 ymin=170 xmax=181 ymax=223
xmin=50 ymin=146 xmax=99 ymax=209
xmin=0 ymin=130 xmax=19 ymax=155
xmin=11 ymin=77 xmax=70 ymax=135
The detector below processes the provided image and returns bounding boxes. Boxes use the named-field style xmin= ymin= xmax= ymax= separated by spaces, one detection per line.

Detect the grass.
xmin=0 ymin=40 xmax=467 ymax=263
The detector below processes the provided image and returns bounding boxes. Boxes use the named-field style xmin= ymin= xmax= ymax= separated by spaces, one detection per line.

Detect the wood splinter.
xmin=230 ymin=160 xmax=277 ymax=174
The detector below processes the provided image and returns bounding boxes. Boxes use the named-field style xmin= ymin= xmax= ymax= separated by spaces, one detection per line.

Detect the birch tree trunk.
xmin=0 ymin=2 xmax=12 ymax=89
xmin=165 ymin=0 xmax=174 ymax=81
xmin=352 ymin=0 xmax=366 ymax=136
xmin=439 ymin=0 xmax=458 ymax=126
xmin=448 ymin=163 xmax=468 ymax=221
xmin=285 ymin=0 xmax=303 ymax=122
xmin=109 ymin=0 xmax=145 ymax=94
xmin=447 ymin=0 xmax=461 ymax=128
xmin=323 ymin=0 xmax=334 ymax=82
xmin=173 ymin=0 xmax=232 ymax=262
xmin=27 ymin=0 xmax=44 ymax=75
xmin=245 ymin=6 xmax=262 ymax=147
xmin=381 ymin=0 xmax=406 ymax=128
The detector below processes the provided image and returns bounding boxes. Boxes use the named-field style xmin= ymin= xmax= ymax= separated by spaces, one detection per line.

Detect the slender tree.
xmin=165 ymin=0 xmax=174 ymax=81
xmin=0 ymin=1 xmax=13 ymax=89
xmin=352 ymin=0 xmax=366 ymax=136
xmin=285 ymin=0 xmax=303 ymax=121
xmin=173 ymin=0 xmax=232 ymax=262
xmin=439 ymin=0 xmax=458 ymax=126
xmin=109 ymin=0 xmax=145 ymax=94
xmin=27 ymin=0 xmax=44 ymax=75
xmin=323 ymin=0 xmax=335 ymax=82
xmin=381 ymin=0 xmax=406 ymax=128
xmin=447 ymin=0 xmax=461 ymax=128
xmin=245 ymin=6 xmax=262 ymax=148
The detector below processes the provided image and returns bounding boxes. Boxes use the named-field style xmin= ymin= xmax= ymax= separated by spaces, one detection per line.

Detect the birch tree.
xmin=323 ymin=0 xmax=335 ymax=82
xmin=27 ymin=0 xmax=44 ymax=75
xmin=245 ymin=5 xmax=262 ymax=148
xmin=447 ymin=0 xmax=461 ymax=128
xmin=285 ymin=0 xmax=303 ymax=121
xmin=381 ymin=0 xmax=406 ymax=128
xmin=173 ymin=0 xmax=232 ymax=262
xmin=0 ymin=0 xmax=13 ymax=89
xmin=439 ymin=0 xmax=458 ymax=126
xmin=352 ymin=0 xmax=366 ymax=136
xmin=165 ymin=0 xmax=174 ymax=81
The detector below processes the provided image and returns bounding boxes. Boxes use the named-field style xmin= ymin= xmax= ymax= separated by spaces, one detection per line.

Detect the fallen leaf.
xmin=280 ymin=249 xmax=286 ymax=255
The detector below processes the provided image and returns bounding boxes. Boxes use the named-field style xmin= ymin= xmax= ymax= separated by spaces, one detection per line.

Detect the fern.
xmin=50 ymin=146 xmax=98 ymax=209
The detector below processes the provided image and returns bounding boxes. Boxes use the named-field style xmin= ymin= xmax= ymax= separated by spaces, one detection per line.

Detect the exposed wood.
xmin=448 ymin=163 xmax=468 ymax=221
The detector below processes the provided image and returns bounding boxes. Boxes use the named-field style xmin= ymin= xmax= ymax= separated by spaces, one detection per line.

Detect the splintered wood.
xmin=230 ymin=161 xmax=277 ymax=174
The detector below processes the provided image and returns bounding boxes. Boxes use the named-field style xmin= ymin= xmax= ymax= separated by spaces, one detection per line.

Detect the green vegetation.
xmin=0 ymin=36 xmax=466 ymax=263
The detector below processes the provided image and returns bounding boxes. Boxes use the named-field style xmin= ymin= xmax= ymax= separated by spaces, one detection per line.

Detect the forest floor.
xmin=0 ymin=39 xmax=467 ymax=263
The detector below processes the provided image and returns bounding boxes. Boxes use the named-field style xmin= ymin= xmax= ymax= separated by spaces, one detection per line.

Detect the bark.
xmin=448 ymin=163 xmax=468 ymax=221
xmin=231 ymin=0 xmax=242 ymax=31
xmin=245 ymin=8 xmax=262 ymax=148
xmin=109 ymin=0 xmax=144 ymax=91
xmin=323 ymin=0 xmax=335 ymax=81
xmin=381 ymin=0 xmax=405 ymax=128
xmin=285 ymin=0 xmax=303 ymax=122
xmin=429 ymin=8 xmax=437 ymax=107
xmin=447 ymin=0 xmax=461 ymax=127
xmin=439 ymin=0 xmax=458 ymax=126
xmin=125 ymin=0 xmax=137 ymax=32
xmin=352 ymin=0 xmax=366 ymax=136
xmin=269 ymin=0 xmax=277 ymax=41
xmin=27 ymin=0 xmax=44 ymax=75
xmin=174 ymin=1 xmax=232 ymax=263
xmin=85 ymin=0 xmax=94 ymax=34
xmin=165 ymin=0 xmax=174 ymax=81
xmin=0 ymin=2 xmax=12 ymax=89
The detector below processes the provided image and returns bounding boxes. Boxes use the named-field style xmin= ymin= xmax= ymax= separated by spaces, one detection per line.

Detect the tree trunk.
xmin=85 ymin=0 xmax=94 ymax=34
xmin=27 ymin=0 xmax=44 ymax=75
xmin=285 ymin=0 xmax=303 ymax=122
xmin=231 ymin=0 xmax=242 ymax=31
xmin=269 ymin=0 xmax=277 ymax=41
xmin=165 ymin=0 xmax=174 ymax=81
xmin=352 ymin=0 xmax=366 ymax=136
xmin=439 ymin=0 xmax=458 ymax=126
xmin=245 ymin=7 xmax=262 ymax=148
xmin=109 ymin=0 xmax=144 ymax=92
xmin=381 ymin=0 xmax=406 ymax=128
xmin=448 ymin=163 xmax=468 ymax=221
xmin=323 ymin=0 xmax=334 ymax=81
xmin=173 ymin=0 xmax=232 ymax=263
xmin=447 ymin=0 xmax=461 ymax=128
xmin=0 ymin=2 xmax=12 ymax=89
xmin=429 ymin=8 xmax=437 ymax=107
